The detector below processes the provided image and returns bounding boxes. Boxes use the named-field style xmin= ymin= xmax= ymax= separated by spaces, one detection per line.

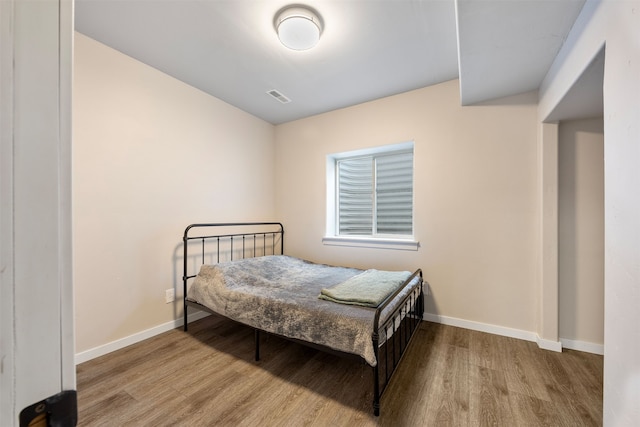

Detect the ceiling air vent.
xmin=267 ymin=89 xmax=291 ymax=104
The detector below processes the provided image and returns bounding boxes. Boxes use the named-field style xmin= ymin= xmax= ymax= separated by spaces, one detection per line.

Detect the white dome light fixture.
xmin=275 ymin=6 xmax=323 ymax=51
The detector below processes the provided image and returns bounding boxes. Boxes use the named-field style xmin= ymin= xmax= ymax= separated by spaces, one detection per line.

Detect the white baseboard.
xmin=561 ymin=338 xmax=604 ymax=355
xmin=75 ymin=310 xmax=209 ymax=365
xmin=76 ymin=310 xmax=603 ymax=365
xmin=536 ymin=335 xmax=563 ymax=352
xmin=423 ymin=312 xmax=539 ymax=343
xmin=423 ymin=312 xmax=569 ymax=353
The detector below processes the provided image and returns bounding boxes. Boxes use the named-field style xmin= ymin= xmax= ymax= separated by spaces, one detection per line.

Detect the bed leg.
xmin=255 ymin=329 xmax=260 ymax=361
xmin=373 ymin=369 xmax=380 ymax=416
xmin=183 ymin=303 xmax=188 ymax=332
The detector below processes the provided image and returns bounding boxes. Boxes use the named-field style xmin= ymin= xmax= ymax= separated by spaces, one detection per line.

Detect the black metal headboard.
xmin=182 ymin=222 xmax=284 ymax=328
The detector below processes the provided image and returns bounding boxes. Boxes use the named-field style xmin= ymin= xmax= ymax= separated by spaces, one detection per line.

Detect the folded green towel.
xmin=319 ymin=269 xmax=411 ymax=307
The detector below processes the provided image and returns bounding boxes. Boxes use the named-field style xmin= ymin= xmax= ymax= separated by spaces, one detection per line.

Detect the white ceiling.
xmin=74 ymin=0 xmax=587 ymax=125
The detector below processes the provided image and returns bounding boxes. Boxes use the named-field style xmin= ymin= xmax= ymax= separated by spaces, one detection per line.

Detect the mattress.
xmin=186 ymin=255 xmax=419 ymax=366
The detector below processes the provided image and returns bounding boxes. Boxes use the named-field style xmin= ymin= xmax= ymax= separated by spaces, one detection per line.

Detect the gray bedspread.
xmin=186 ymin=255 xmax=417 ymax=366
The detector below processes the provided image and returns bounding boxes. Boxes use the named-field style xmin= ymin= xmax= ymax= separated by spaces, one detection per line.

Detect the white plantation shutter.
xmin=337 ymin=149 xmax=413 ymax=236
xmin=338 ymin=157 xmax=373 ymax=235
xmin=376 ymin=151 xmax=413 ymax=234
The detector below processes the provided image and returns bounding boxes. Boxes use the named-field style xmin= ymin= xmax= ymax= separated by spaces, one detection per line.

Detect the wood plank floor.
xmin=76 ymin=316 xmax=603 ymax=426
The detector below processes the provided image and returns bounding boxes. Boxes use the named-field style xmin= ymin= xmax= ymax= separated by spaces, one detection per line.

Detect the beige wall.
xmin=558 ymin=118 xmax=604 ymax=346
xmin=73 ymin=33 xmax=276 ymax=353
xmin=275 ymin=80 xmax=540 ymax=333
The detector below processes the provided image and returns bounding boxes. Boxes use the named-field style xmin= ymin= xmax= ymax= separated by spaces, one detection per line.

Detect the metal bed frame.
xmin=182 ymin=222 xmax=424 ymax=416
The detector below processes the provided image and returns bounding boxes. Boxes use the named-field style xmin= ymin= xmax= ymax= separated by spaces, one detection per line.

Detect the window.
xmin=324 ymin=142 xmax=418 ymax=250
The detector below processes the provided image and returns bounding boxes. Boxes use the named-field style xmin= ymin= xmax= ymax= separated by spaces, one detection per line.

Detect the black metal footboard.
xmin=372 ymin=269 xmax=424 ymax=416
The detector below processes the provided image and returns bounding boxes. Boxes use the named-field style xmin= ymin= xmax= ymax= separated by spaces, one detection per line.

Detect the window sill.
xmin=322 ymin=236 xmax=419 ymax=251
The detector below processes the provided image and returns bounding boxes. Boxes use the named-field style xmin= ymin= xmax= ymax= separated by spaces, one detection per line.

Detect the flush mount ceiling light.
xmin=275 ymin=6 xmax=323 ymax=51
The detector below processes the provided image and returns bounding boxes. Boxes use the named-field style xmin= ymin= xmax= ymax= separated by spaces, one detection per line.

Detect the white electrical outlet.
xmin=165 ymin=288 xmax=175 ymax=303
